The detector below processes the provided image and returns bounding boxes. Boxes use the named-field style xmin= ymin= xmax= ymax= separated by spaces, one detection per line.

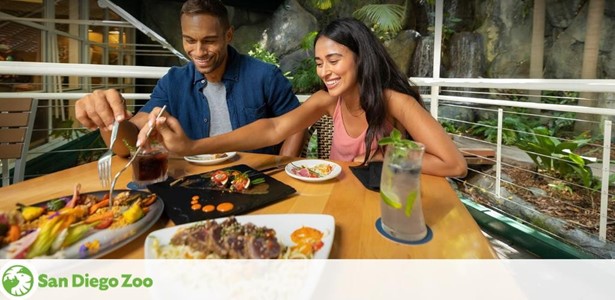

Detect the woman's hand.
xmin=136 ymin=107 xmax=194 ymax=156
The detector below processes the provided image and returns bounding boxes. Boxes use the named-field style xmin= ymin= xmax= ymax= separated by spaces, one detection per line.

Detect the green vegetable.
xmin=62 ymin=223 xmax=95 ymax=247
xmin=47 ymin=198 xmax=66 ymax=211
xmin=26 ymin=215 xmax=66 ymax=258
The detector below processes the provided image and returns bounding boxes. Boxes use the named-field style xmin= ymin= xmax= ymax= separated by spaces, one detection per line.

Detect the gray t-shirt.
xmin=203 ymin=81 xmax=232 ymax=136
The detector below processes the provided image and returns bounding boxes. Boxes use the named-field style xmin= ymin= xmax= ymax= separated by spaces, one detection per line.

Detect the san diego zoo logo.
xmin=1 ymin=263 xmax=37 ymax=298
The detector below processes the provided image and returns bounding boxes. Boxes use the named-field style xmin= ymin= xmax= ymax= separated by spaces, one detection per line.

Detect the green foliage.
xmin=379 ymin=128 xmax=421 ymax=156
xmin=300 ymin=31 xmax=318 ymax=51
xmin=441 ymin=120 xmax=464 ymax=134
xmin=288 ymin=58 xmax=322 ymax=94
xmin=287 ymin=32 xmax=322 ymax=94
xmin=247 ymin=43 xmax=279 ymax=66
xmin=353 ymin=4 xmax=404 ymax=41
xmin=517 ymin=126 xmax=597 ymax=188
xmin=547 ymin=181 xmax=573 ymax=196
xmin=469 ymin=115 xmax=537 ymax=145
xmin=50 ymin=118 xmax=87 ymax=141
xmin=540 ymin=90 xmax=579 ymax=136
xmin=310 ymin=0 xmax=337 ymax=10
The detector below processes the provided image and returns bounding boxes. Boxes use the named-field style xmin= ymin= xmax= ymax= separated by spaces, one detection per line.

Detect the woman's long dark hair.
xmin=315 ymin=18 xmax=425 ymax=163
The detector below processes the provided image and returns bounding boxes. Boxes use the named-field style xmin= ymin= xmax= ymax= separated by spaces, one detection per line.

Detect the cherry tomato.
xmin=231 ymin=176 xmax=250 ymax=192
xmin=211 ymin=170 xmax=228 ymax=186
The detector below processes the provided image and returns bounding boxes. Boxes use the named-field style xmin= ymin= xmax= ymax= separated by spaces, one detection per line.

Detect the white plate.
xmin=285 ymin=159 xmax=342 ymax=182
xmin=144 ymin=214 xmax=335 ymax=259
xmin=184 ymin=152 xmax=237 ymax=165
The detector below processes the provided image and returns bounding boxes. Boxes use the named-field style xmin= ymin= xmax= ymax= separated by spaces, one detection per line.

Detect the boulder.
xmin=384 ymin=29 xmax=421 ymax=77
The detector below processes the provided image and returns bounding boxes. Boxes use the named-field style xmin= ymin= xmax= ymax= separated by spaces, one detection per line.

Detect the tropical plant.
xmin=287 ymin=32 xmax=322 ymax=94
xmin=517 ymin=126 xmax=596 ymax=188
xmin=353 ymin=4 xmax=405 ymax=41
xmin=247 ymin=43 xmax=279 ymax=66
xmin=469 ymin=115 xmax=537 ymax=145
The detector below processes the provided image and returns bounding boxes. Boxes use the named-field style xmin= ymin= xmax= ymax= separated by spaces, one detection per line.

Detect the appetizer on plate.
xmin=285 ymin=159 xmax=342 ymax=182
xmin=289 ymin=163 xmax=333 ymax=178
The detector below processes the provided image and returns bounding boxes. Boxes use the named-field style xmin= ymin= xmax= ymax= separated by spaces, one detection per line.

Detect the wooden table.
xmin=0 ymin=152 xmax=496 ymax=259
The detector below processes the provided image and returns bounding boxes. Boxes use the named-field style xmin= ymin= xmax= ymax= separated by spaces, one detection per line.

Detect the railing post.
xmin=496 ymin=109 xmax=504 ymax=198
xmin=599 ymin=120 xmax=612 ymax=241
xmin=430 ymin=0 xmax=443 ymax=119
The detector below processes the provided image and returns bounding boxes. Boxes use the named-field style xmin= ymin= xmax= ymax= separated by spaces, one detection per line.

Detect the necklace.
xmin=344 ymin=102 xmax=364 ymax=117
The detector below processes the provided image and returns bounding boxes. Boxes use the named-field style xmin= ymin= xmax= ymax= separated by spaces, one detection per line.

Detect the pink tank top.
xmin=329 ymin=98 xmax=393 ymax=161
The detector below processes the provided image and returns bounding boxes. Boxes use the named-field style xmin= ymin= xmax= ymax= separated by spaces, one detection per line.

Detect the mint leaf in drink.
xmin=378 ymin=129 xmax=419 ymax=149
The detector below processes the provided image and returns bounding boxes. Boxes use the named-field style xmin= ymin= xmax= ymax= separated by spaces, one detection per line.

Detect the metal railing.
xmin=1 ymin=61 xmax=614 ymax=256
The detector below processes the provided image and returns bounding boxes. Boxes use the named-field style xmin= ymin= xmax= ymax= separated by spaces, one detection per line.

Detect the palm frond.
xmin=353 ymin=4 xmax=405 ymax=33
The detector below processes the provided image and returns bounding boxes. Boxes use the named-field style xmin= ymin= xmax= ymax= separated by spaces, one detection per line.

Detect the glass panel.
xmin=0 ymin=19 xmax=42 ymax=92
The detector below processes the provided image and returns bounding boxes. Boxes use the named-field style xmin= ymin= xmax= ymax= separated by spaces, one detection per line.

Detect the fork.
xmin=97 ymin=120 xmax=119 ymax=187
xmin=108 ymin=105 xmax=167 ymax=207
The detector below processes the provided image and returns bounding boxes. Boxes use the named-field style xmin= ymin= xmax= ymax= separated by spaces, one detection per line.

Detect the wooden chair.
xmin=0 ymin=98 xmax=38 ymax=186
xmin=301 ymin=115 xmax=334 ymax=159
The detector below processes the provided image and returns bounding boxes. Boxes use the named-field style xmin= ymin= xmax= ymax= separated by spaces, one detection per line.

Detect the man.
xmin=75 ymin=0 xmax=304 ymax=157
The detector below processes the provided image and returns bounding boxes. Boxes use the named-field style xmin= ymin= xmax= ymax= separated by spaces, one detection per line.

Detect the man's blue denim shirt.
xmin=140 ymin=46 xmax=300 ymax=154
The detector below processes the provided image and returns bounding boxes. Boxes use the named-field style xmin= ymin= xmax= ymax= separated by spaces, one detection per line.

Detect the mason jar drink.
xmin=379 ymin=142 xmax=427 ymax=241
xmin=131 ymin=142 xmax=169 ymax=188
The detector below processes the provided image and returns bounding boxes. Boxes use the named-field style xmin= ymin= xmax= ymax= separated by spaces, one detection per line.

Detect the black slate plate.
xmin=147 ymin=164 xmax=297 ymax=225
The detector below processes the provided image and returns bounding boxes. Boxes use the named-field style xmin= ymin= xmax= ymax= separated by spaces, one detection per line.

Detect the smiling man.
xmin=75 ymin=0 xmax=304 ymax=157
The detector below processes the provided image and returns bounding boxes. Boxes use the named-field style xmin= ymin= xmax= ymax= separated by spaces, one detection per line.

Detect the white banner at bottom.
xmin=0 ymin=259 xmax=614 ymax=300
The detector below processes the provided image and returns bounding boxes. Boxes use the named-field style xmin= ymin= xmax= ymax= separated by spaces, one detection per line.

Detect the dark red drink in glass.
xmin=132 ymin=144 xmax=168 ymax=188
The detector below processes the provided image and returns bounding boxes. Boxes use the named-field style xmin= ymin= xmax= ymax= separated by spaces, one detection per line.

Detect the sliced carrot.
xmin=94 ymin=218 xmax=113 ymax=230
xmin=84 ymin=211 xmax=114 ymax=224
xmin=6 ymin=224 xmax=21 ymax=243
xmin=89 ymin=199 xmax=110 ymax=215
xmin=141 ymin=194 xmax=158 ymax=207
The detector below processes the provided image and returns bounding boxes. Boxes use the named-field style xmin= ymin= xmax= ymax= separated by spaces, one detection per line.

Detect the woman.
xmin=141 ymin=18 xmax=467 ymax=177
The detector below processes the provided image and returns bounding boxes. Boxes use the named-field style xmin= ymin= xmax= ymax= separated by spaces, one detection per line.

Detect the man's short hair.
xmin=181 ymin=0 xmax=231 ymax=30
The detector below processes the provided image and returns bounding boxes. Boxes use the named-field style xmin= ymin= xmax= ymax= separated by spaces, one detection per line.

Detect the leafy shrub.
xmin=287 ymin=32 xmax=322 ymax=94
xmin=469 ymin=115 xmax=537 ymax=145
xmin=517 ymin=126 xmax=596 ymax=188
xmin=247 ymin=43 xmax=279 ymax=66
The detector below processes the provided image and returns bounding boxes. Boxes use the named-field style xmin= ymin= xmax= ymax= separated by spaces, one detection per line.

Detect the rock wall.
xmin=137 ymin=0 xmax=615 ymax=83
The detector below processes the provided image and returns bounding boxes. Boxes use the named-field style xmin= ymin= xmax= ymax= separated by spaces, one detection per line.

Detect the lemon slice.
xmin=405 ymin=191 xmax=418 ymax=217
xmin=380 ymin=190 xmax=402 ymax=209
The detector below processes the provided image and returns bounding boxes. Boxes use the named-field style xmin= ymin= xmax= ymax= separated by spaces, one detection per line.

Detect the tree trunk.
xmin=528 ymin=0 xmax=545 ymax=111
xmin=576 ymin=0 xmax=605 ymax=134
